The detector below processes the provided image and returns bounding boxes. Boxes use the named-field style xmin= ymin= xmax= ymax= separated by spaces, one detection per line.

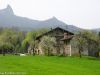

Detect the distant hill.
xmin=0 ymin=5 xmax=87 ymax=33
xmin=92 ymin=28 xmax=100 ymax=33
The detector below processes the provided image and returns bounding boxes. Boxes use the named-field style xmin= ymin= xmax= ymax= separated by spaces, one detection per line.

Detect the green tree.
xmin=0 ymin=28 xmax=25 ymax=55
xmin=22 ymin=29 xmax=48 ymax=55
xmin=21 ymin=31 xmax=37 ymax=54
xmin=0 ymin=42 xmax=14 ymax=56
xmin=74 ymin=30 xmax=99 ymax=58
xmin=74 ymin=32 xmax=87 ymax=58
xmin=39 ymin=36 xmax=56 ymax=56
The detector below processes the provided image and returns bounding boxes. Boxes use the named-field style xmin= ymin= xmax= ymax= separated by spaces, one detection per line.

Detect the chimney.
xmin=64 ymin=33 xmax=68 ymax=39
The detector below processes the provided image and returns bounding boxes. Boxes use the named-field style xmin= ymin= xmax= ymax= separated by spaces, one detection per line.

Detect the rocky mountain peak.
xmin=50 ymin=16 xmax=59 ymax=21
xmin=0 ymin=5 xmax=14 ymax=15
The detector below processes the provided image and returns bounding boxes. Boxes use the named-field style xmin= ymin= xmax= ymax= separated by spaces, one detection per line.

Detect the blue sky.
xmin=0 ymin=0 xmax=100 ymax=29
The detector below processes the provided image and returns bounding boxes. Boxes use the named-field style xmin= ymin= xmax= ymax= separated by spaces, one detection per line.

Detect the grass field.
xmin=0 ymin=55 xmax=100 ymax=75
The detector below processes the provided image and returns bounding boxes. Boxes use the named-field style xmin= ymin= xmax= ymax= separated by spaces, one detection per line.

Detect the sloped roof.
xmin=36 ymin=27 xmax=74 ymax=40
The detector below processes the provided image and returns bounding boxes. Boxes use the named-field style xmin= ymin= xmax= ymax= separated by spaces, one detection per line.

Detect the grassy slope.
xmin=0 ymin=55 xmax=100 ymax=75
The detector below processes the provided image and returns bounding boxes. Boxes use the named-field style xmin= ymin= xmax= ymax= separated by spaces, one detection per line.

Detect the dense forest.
xmin=0 ymin=27 xmax=100 ymax=57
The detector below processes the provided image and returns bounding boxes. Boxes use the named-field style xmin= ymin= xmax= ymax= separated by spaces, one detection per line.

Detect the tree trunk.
xmin=33 ymin=48 xmax=35 ymax=56
xmin=32 ymin=45 xmax=35 ymax=56
xmin=2 ymin=49 xmax=5 ymax=56
xmin=56 ymin=46 xmax=60 ymax=56
xmin=48 ymin=48 xmax=50 ymax=56
xmin=79 ymin=50 xmax=82 ymax=58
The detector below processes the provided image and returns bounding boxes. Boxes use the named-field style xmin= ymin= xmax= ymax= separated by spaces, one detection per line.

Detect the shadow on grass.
xmin=87 ymin=56 xmax=100 ymax=61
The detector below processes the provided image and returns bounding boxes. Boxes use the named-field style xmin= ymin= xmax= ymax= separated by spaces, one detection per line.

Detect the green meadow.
xmin=0 ymin=55 xmax=100 ymax=75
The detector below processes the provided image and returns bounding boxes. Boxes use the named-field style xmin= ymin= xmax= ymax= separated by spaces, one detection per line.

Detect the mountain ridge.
xmin=0 ymin=5 xmax=99 ymax=32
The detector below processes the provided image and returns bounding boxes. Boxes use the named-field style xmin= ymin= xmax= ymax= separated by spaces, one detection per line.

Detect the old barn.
xmin=36 ymin=27 xmax=74 ymax=56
